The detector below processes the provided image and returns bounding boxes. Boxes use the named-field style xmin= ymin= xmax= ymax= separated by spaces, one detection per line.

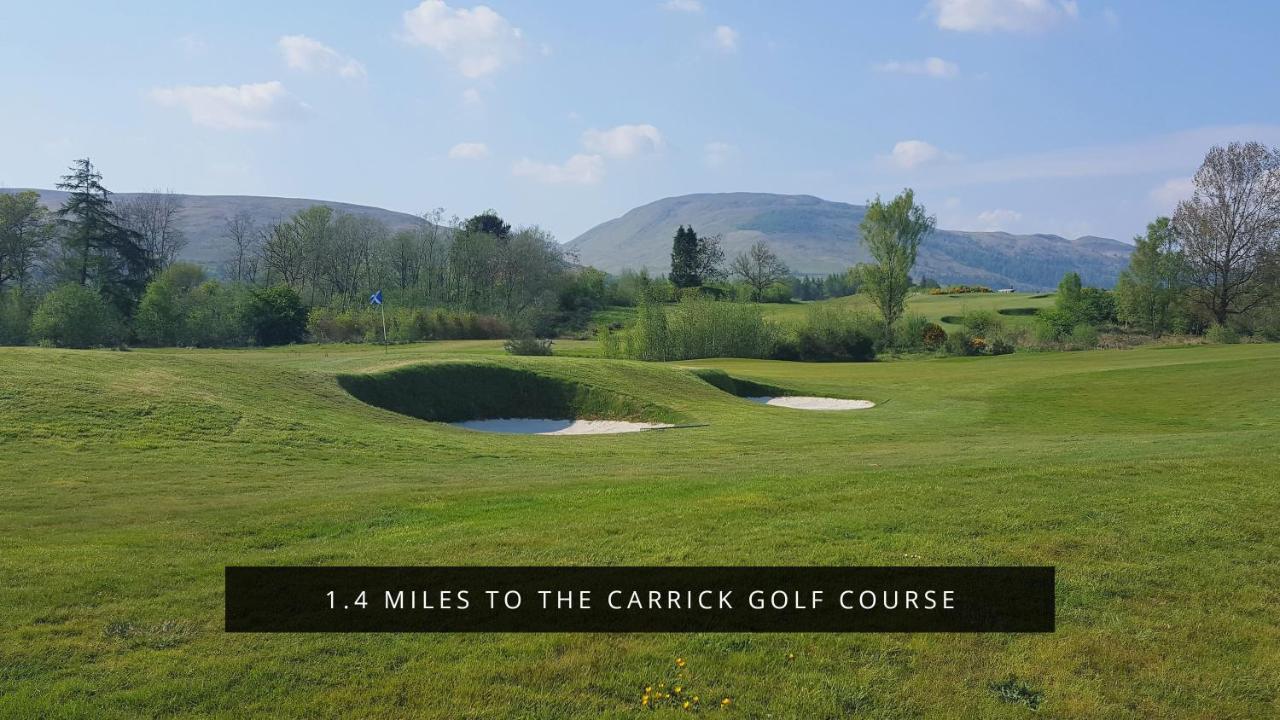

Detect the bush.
xmin=782 ymin=306 xmax=878 ymax=362
xmin=921 ymin=322 xmax=947 ymax=351
xmin=1066 ymin=323 xmax=1100 ymax=350
xmin=504 ymin=335 xmax=554 ymax=356
xmin=619 ymin=296 xmax=776 ymax=361
xmin=244 ymin=285 xmax=308 ymax=346
xmin=961 ymin=309 xmax=1003 ymax=336
xmin=30 ymin=283 xmax=124 ymax=348
xmin=307 ymin=305 xmax=510 ymax=344
xmin=944 ymin=329 xmax=979 ymax=356
xmin=0 ymin=288 xmax=34 ymax=345
xmin=894 ymin=313 xmax=932 ymax=352
xmin=1204 ymin=323 xmax=1240 ymax=344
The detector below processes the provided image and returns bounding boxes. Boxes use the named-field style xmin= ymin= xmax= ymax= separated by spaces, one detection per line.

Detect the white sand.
xmin=451 ymin=419 xmax=674 ymax=435
xmin=746 ymin=396 xmax=876 ymax=410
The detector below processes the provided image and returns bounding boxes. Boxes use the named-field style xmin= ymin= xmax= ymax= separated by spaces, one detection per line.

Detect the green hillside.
xmin=2 ymin=342 xmax=1278 ymax=717
xmin=567 ymin=193 xmax=1134 ymax=289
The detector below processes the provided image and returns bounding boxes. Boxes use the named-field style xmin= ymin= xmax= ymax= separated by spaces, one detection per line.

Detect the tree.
xmin=670 ymin=225 xmax=724 ymax=289
xmin=244 ymin=285 xmax=307 ymax=346
xmin=135 ymin=263 xmax=208 ymax=346
xmin=1115 ymin=217 xmax=1188 ymax=337
xmin=731 ymin=240 xmax=790 ymax=301
xmin=55 ymin=158 xmax=156 ymax=313
xmin=117 ymin=190 xmax=186 ymax=268
xmin=223 ymin=211 xmax=259 ymax=283
xmin=670 ymin=225 xmax=699 ymax=288
xmin=858 ymin=188 xmax=935 ymax=343
xmin=0 ymin=190 xmax=55 ymax=290
xmin=463 ymin=210 xmax=511 ymax=239
xmin=30 ymin=282 xmax=123 ymax=348
xmin=1173 ymin=141 xmax=1280 ymax=325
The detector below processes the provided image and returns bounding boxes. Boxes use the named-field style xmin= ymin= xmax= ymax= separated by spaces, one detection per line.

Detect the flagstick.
xmin=380 ymin=300 xmax=387 ymax=350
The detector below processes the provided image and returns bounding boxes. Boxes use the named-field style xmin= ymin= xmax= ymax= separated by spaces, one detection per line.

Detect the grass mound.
xmin=686 ymin=368 xmax=788 ymax=398
xmin=338 ymin=361 xmax=682 ymax=424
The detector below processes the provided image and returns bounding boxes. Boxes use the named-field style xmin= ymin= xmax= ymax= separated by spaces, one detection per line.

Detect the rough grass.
xmin=1 ymin=341 xmax=1278 ymax=718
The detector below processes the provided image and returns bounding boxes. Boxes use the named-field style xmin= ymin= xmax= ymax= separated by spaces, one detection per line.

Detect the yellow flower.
xmin=676 ymin=657 xmax=686 ymax=668
xmin=642 ymin=696 xmax=650 ymax=706
xmin=721 ymin=697 xmax=732 ymax=707
xmin=645 ymin=686 xmax=652 ymax=693
xmin=693 ymin=696 xmax=700 ymax=703
xmin=683 ymin=701 xmax=691 ymax=710
xmin=674 ymin=686 xmax=683 ymax=694
xmin=787 ymin=652 xmax=796 ymax=661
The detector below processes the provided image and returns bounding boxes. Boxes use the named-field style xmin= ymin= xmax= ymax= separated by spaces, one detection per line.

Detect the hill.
xmin=2 ymin=188 xmax=428 ymax=268
xmin=568 ymin=193 xmax=1134 ymax=289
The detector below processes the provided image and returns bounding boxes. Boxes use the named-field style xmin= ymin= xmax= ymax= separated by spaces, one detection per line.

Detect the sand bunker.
xmin=747 ymin=396 xmax=875 ymax=410
xmin=452 ymin=419 xmax=674 ymax=435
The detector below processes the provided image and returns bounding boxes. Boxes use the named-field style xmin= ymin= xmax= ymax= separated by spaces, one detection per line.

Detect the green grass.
xmin=2 ymin=341 xmax=1278 ymax=718
xmin=596 ymin=292 xmax=1055 ymax=332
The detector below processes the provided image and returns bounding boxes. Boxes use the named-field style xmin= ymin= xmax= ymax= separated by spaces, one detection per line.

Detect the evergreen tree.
xmin=669 ymin=225 xmax=699 ymax=288
xmin=55 ymin=158 xmax=155 ymax=313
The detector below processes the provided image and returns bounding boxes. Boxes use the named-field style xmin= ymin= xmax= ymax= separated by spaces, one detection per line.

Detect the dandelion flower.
xmin=721 ymin=697 xmax=732 ymax=707
xmin=641 ymin=695 xmax=650 ymax=706
xmin=683 ymin=700 xmax=691 ymax=710
xmin=674 ymin=686 xmax=682 ymax=694
xmin=676 ymin=657 xmax=686 ymax=668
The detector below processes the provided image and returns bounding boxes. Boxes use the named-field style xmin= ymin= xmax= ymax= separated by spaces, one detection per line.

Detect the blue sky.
xmin=3 ymin=1 xmax=1279 ymax=244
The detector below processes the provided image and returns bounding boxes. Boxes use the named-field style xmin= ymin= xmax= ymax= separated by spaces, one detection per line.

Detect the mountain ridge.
xmin=568 ymin=192 xmax=1133 ymax=290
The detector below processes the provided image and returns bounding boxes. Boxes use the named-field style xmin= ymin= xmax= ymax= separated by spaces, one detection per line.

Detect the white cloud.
xmin=278 ymin=35 xmax=366 ymax=79
xmin=874 ymin=57 xmax=959 ymax=78
xmin=512 ymin=154 xmax=605 ymax=184
xmin=1149 ymin=177 xmax=1195 ymax=209
xmin=150 ymin=81 xmax=304 ymax=130
xmin=884 ymin=140 xmax=948 ymax=170
xmin=662 ymin=0 xmax=703 ymax=12
xmin=976 ymin=208 xmax=1023 ymax=230
xmin=704 ymin=141 xmax=740 ymax=168
xmin=449 ymin=142 xmax=490 ymax=159
xmin=712 ymin=25 xmax=738 ymax=52
xmin=581 ymin=124 xmax=664 ymax=158
xmin=928 ymin=0 xmax=1078 ymax=33
xmin=402 ymin=0 xmax=525 ymax=78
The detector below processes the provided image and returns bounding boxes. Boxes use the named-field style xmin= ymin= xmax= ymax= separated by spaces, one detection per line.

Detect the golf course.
xmin=3 ymin=339 xmax=1278 ymax=718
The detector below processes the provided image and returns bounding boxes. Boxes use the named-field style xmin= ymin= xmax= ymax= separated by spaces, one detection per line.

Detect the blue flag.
xmin=370 ymin=290 xmax=383 ymax=306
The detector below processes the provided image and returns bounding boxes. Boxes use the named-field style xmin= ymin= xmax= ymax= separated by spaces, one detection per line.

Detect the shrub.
xmin=1204 ymin=323 xmax=1240 ymax=344
xmin=921 ymin=322 xmax=947 ymax=351
xmin=961 ymin=309 xmax=1003 ymax=336
xmin=0 ymin=288 xmax=34 ymax=345
xmin=1066 ymin=323 xmax=1100 ymax=350
xmin=986 ymin=333 xmax=1017 ymax=356
xmin=504 ymin=335 xmax=554 ymax=356
xmin=244 ymin=285 xmax=307 ymax=346
xmin=30 ymin=283 xmax=124 ymax=348
xmin=184 ymin=281 xmax=249 ymax=346
xmin=894 ymin=313 xmax=932 ymax=352
xmin=135 ymin=263 xmax=208 ymax=346
xmin=1034 ymin=308 xmax=1074 ymax=342
xmin=944 ymin=329 xmax=979 ymax=356
xmin=620 ymin=296 xmax=776 ymax=361
xmin=785 ymin=306 xmax=878 ymax=361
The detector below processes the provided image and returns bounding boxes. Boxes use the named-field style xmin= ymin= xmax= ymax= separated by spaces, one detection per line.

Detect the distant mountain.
xmin=568 ymin=193 xmax=1134 ymax=290
xmin=3 ymin=189 xmax=427 ymax=268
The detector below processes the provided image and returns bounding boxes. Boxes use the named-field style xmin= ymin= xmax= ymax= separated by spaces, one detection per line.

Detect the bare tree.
xmin=0 ymin=190 xmax=55 ymax=290
xmin=731 ymin=240 xmax=790 ymax=301
xmin=1173 ymin=142 xmax=1280 ymax=325
xmin=117 ymin=190 xmax=186 ymax=268
xmin=223 ymin=210 xmax=258 ymax=283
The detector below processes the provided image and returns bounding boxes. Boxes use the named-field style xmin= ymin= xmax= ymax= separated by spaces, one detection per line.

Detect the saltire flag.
xmin=370 ymin=290 xmax=383 ymax=306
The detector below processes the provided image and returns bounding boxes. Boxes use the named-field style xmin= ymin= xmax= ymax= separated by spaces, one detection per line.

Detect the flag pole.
xmin=380 ymin=299 xmax=387 ymax=348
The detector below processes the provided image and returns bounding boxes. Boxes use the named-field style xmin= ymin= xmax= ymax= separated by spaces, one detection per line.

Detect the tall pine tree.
xmin=56 ymin=158 xmax=155 ymax=313
xmin=669 ymin=225 xmax=699 ymax=288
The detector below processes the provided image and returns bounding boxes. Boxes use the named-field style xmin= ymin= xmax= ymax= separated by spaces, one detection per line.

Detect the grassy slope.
xmin=1 ymin=342 xmax=1278 ymax=718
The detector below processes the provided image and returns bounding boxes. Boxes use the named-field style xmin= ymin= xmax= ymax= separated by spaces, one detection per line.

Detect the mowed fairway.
xmin=1 ymin=342 xmax=1278 ymax=718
